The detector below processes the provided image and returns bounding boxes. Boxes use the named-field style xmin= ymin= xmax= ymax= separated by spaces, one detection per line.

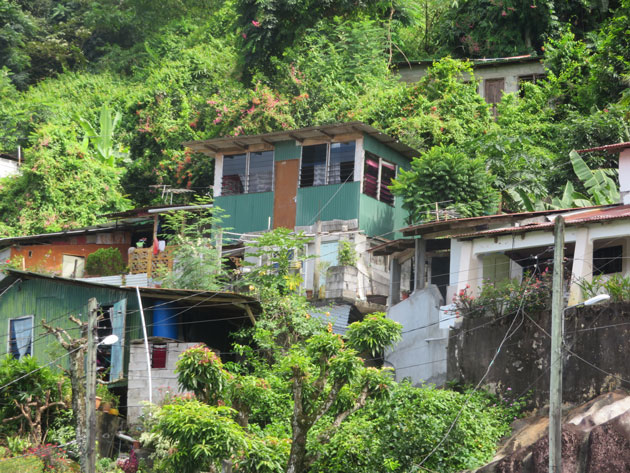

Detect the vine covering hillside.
xmin=0 ymin=0 xmax=629 ymax=235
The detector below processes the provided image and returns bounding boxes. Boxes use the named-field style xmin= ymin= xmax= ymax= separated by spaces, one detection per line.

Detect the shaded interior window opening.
xmin=363 ymin=152 xmax=396 ymax=206
xmin=9 ymin=315 xmax=33 ymax=359
xmin=222 ymin=151 xmax=274 ymax=195
xmin=593 ymin=245 xmax=623 ymax=275
xmin=300 ymin=141 xmax=355 ymax=188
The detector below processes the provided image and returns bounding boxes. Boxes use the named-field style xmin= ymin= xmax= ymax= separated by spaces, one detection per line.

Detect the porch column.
xmin=568 ymin=227 xmax=592 ymax=306
xmin=414 ymin=239 xmax=426 ymax=291
xmin=389 ymin=257 xmax=402 ymax=307
xmin=457 ymin=241 xmax=482 ymax=297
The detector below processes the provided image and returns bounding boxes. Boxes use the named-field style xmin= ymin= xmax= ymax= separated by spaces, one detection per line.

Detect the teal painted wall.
xmin=0 ymin=278 xmax=143 ymax=377
xmin=215 ymin=192 xmax=274 ymax=235
xmin=296 ymin=182 xmax=360 ymax=226
xmin=359 ymin=193 xmax=408 ymax=239
xmin=274 ymin=140 xmax=301 ymax=161
xmin=363 ymin=134 xmax=413 ymax=170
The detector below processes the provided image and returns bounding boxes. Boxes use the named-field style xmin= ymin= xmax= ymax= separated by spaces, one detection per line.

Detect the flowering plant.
xmin=454 ymin=269 xmax=552 ymax=319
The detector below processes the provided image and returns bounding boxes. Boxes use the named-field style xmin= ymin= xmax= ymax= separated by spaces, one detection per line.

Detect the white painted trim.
xmin=354 ymin=137 xmax=364 ymax=188
xmin=213 ymin=153 xmax=223 ymax=197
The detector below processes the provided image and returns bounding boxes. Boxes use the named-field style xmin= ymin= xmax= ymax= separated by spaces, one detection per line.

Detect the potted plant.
xmin=97 ymin=384 xmax=119 ymax=414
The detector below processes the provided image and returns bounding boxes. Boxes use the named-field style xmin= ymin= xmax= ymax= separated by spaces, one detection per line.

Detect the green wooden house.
xmin=185 ymin=122 xmax=417 ymax=238
xmin=185 ymin=122 xmax=419 ymax=303
xmin=0 ymin=270 xmax=259 ymax=391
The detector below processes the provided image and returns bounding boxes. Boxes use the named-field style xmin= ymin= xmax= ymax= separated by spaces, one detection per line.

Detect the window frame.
xmin=221 ymin=150 xmax=275 ymax=196
xmin=362 ymin=152 xmax=397 ymax=206
xmin=8 ymin=315 xmax=34 ymax=359
xmin=299 ymin=141 xmax=356 ymax=188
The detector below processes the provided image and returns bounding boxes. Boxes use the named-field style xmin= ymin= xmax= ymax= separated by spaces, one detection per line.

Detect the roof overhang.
xmin=0 ymin=221 xmax=152 ymax=247
xmin=2 ymin=269 xmax=262 ymax=314
xmin=399 ymin=208 xmax=585 ymax=239
xmin=183 ymin=122 xmax=420 ymax=159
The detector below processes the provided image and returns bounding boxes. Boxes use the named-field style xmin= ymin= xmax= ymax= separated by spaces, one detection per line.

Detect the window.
xmin=300 ymin=142 xmax=355 ymax=187
xmin=151 ymin=343 xmax=167 ymax=369
xmin=593 ymin=245 xmax=623 ymax=275
xmin=9 ymin=316 xmax=33 ymax=359
xmin=363 ymin=152 xmax=396 ymax=205
xmin=62 ymin=255 xmax=85 ymax=278
xmin=222 ymin=151 xmax=274 ymax=195
xmin=518 ymin=74 xmax=547 ymax=97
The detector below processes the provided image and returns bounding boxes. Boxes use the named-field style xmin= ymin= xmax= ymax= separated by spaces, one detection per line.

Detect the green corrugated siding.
xmin=274 ymin=140 xmax=301 ymax=161
xmin=296 ymin=182 xmax=360 ymax=226
xmin=215 ymin=192 xmax=274 ymax=235
xmin=0 ymin=278 xmax=143 ymax=377
xmin=363 ymin=134 xmax=413 ymax=170
xmin=359 ymin=193 xmax=408 ymax=239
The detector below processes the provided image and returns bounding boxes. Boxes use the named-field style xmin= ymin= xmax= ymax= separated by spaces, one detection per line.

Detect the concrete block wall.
xmin=127 ymin=341 xmax=198 ymax=425
xmin=325 ymin=266 xmax=358 ymax=300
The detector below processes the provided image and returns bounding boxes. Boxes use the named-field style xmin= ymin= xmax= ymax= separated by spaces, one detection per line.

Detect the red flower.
xmin=252 ymin=20 xmax=261 ymax=27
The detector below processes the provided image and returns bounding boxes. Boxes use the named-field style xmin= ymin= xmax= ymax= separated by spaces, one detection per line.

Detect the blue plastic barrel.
xmin=152 ymin=302 xmax=178 ymax=339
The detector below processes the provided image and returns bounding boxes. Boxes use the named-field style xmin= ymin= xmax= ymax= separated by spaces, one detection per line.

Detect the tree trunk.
xmin=286 ymin=424 xmax=308 ymax=473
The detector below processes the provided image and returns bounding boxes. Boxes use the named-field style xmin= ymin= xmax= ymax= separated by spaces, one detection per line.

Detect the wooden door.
xmin=484 ymin=78 xmax=505 ymax=104
xmin=273 ymin=159 xmax=299 ymax=229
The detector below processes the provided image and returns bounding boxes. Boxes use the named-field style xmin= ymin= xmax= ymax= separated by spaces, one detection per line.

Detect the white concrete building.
xmin=381 ymin=142 xmax=630 ymax=386
xmin=396 ymin=55 xmax=545 ymax=106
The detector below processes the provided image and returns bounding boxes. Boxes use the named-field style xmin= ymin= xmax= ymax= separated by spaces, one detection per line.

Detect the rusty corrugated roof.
xmin=576 ymin=142 xmax=630 ymax=154
xmin=457 ymin=205 xmax=630 ymax=239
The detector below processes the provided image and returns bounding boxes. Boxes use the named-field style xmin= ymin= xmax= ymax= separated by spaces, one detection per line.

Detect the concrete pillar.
xmin=457 ymin=241 xmax=482 ymax=296
xmin=414 ymin=239 xmax=426 ymax=291
xmin=619 ymin=149 xmax=630 ymax=204
xmin=389 ymin=257 xmax=402 ymax=307
xmin=568 ymin=227 xmax=592 ymax=306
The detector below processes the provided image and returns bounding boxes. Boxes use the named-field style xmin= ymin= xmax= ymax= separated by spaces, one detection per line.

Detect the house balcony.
xmin=129 ymin=247 xmax=174 ymax=277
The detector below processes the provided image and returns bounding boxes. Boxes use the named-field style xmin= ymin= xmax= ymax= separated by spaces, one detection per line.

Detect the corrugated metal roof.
xmin=399 ymin=206 xmax=609 ymax=237
xmin=393 ymin=54 xmax=541 ymax=69
xmin=3 ymin=269 xmax=262 ymax=312
xmin=577 ymin=142 xmax=630 ymax=154
xmin=183 ymin=122 xmax=420 ymax=159
xmin=457 ymin=205 xmax=630 ymax=239
xmin=311 ymin=304 xmax=353 ymax=335
xmin=0 ymin=221 xmax=152 ymax=247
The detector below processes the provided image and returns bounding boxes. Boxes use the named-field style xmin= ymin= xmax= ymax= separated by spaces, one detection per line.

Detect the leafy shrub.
xmin=579 ymin=273 xmax=630 ymax=303
xmin=0 ymin=355 xmax=70 ymax=443
xmin=391 ymin=144 xmax=499 ymax=224
xmin=86 ymin=248 xmax=125 ymax=276
xmin=311 ymin=382 xmax=518 ymax=473
xmin=156 ymin=400 xmax=248 ymax=473
xmin=0 ymin=456 xmax=44 ymax=473
xmin=455 ymin=270 xmax=552 ymax=318
xmin=337 ymin=240 xmax=357 ymax=267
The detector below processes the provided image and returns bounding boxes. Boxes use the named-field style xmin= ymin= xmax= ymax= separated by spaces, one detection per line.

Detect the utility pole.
xmin=549 ymin=216 xmax=565 ymax=473
xmin=85 ymin=298 xmax=98 ymax=473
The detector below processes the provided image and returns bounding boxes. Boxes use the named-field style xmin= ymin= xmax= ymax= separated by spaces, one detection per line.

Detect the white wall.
xmin=385 ymin=285 xmax=449 ymax=386
xmin=0 ymin=158 xmax=19 ymax=178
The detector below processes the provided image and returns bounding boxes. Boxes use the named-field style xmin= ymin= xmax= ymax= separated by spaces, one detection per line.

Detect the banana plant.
xmin=509 ymin=150 xmax=619 ymax=211
xmin=76 ymin=105 xmax=130 ymax=167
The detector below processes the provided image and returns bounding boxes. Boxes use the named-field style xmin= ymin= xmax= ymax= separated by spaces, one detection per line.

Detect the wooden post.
xmin=414 ymin=239 xmax=426 ymax=291
xmin=85 ymin=298 xmax=98 ymax=473
xmin=152 ymin=214 xmax=159 ymax=242
xmin=216 ymin=227 xmax=223 ymax=267
xmin=312 ymin=221 xmax=322 ymax=299
xmin=549 ymin=216 xmax=565 ymax=473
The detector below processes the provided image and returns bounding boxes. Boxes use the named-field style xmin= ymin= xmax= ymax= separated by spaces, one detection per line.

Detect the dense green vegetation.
xmin=0 ymin=0 xmax=629 ymax=233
